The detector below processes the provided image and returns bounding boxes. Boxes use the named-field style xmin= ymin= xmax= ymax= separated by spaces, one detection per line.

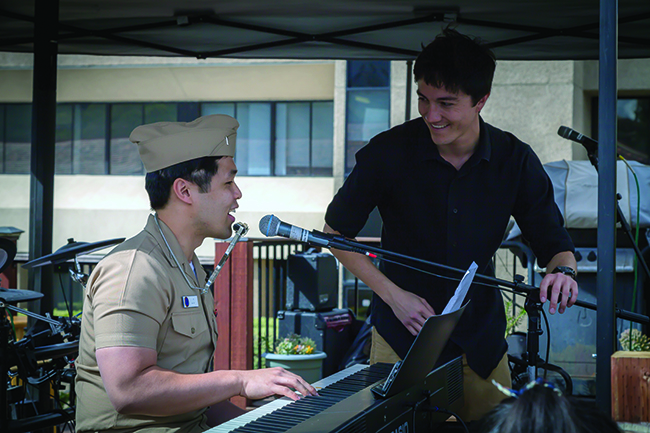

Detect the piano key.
xmin=207 ymin=363 xmax=372 ymax=433
xmin=208 ymin=357 xmax=463 ymax=433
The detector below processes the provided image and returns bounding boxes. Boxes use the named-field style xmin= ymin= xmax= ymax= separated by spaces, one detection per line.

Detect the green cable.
xmin=7 ymin=310 xmax=17 ymax=341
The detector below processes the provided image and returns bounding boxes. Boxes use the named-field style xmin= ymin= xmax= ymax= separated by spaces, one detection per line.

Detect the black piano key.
xmin=230 ymin=364 xmax=392 ymax=433
xmin=243 ymin=419 xmax=298 ymax=430
xmin=246 ymin=418 xmax=298 ymax=428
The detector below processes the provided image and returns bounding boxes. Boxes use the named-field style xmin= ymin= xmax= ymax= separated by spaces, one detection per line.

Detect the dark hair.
xmin=145 ymin=156 xmax=223 ymax=210
xmin=413 ymin=27 xmax=496 ymax=105
xmin=476 ymin=384 xmax=622 ymax=433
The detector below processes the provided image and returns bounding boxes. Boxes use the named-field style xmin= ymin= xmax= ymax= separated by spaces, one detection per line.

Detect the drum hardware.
xmin=2 ymin=303 xmax=63 ymax=329
xmin=1 ymin=238 xmax=92 ymax=432
xmin=0 ymin=288 xmax=44 ymax=304
xmin=23 ymin=237 xmax=125 ymax=298
xmin=0 ymin=238 xmax=17 ymax=274
xmin=6 ymin=383 xmax=23 ymax=405
xmin=22 ymin=237 xmax=125 ymax=270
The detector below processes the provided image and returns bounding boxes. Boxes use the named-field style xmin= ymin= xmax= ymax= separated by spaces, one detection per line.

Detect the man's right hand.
xmin=387 ymin=288 xmax=436 ymax=336
xmin=323 ymin=223 xmax=436 ymax=337
xmin=238 ymin=367 xmax=318 ymax=401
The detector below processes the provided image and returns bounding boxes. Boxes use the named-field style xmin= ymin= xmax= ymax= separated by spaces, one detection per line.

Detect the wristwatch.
xmin=551 ymin=266 xmax=576 ymax=280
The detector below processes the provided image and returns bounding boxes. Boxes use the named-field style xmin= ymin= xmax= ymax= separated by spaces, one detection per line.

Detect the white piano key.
xmin=206 ymin=364 xmax=370 ymax=433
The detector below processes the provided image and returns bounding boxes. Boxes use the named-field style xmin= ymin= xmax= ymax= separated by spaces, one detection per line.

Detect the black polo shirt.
xmin=325 ymin=116 xmax=574 ymax=378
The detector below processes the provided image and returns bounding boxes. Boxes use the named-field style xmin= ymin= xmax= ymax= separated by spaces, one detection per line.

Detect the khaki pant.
xmin=370 ymin=327 xmax=511 ymax=422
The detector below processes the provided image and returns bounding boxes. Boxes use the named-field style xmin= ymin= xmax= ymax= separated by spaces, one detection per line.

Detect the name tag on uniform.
xmin=182 ymin=296 xmax=199 ymax=308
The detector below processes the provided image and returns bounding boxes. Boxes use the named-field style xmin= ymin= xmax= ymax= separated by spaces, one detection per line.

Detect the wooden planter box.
xmin=611 ymin=351 xmax=650 ymax=423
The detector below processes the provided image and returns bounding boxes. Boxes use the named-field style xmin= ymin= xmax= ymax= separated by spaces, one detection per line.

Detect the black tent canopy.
xmin=1 ymin=0 xmax=648 ymax=412
xmin=1 ymin=0 xmax=650 ymax=59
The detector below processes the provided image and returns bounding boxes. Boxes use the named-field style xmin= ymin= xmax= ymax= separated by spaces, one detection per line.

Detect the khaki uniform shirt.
xmin=75 ymin=214 xmax=218 ymax=433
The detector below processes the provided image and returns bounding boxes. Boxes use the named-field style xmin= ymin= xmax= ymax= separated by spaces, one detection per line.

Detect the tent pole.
xmin=405 ymin=60 xmax=413 ymax=121
xmin=596 ymin=0 xmax=618 ymax=413
xmin=28 ymin=0 xmax=58 ymax=315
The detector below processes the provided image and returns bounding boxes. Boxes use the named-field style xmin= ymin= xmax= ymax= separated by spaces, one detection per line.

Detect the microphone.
xmin=259 ymin=215 xmax=332 ymax=247
xmin=557 ymin=126 xmax=598 ymax=156
xmin=259 ymin=215 xmax=368 ymax=254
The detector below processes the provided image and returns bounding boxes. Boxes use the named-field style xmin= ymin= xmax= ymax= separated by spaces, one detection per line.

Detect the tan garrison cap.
xmin=130 ymin=114 xmax=239 ymax=172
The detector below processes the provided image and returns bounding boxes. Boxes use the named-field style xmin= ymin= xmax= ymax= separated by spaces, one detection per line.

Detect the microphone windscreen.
xmin=557 ymin=125 xmax=571 ymax=139
xmin=259 ymin=215 xmax=280 ymax=237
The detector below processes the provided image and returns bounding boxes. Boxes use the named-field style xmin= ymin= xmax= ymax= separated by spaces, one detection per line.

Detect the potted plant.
xmin=263 ymin=334 xmax=327 ymax=384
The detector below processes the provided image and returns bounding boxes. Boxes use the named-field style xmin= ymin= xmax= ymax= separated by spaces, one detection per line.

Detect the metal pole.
xmin=596 ymin=0 xmax=618 ymax=413
xmin=405 ymin=60 xmax=413 ymax=122
xmin=28 ymin=0 xmax=58 ymax=316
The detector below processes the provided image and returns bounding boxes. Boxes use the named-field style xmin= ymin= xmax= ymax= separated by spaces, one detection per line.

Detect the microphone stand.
xmin=319 ymin=232 xmax=649 ymax=387
xmin=585 ymin=150 xmax=650 ymax=282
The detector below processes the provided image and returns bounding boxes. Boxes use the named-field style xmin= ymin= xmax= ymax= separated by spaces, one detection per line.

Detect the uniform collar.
xmin=144 ymin=213 xmax=206 ymax=286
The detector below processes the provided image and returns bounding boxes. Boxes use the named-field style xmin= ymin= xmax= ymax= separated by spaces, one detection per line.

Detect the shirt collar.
xmin=144 ymin=213 xmax=205 ymax=285
xmin=415 ymin=116 xmax=492 ymax=166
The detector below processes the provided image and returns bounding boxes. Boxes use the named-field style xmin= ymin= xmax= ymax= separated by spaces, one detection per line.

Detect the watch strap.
xmin=551 ymin=265 xmax=576 ymax=280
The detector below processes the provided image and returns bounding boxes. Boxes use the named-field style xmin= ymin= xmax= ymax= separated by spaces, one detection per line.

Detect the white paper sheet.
xmin=441 ymin=261 xmax=478 ymax=315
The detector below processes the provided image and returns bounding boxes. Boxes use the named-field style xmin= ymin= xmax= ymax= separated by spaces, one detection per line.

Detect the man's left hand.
xmin=539 ymin=272 xmax=578 ymax=314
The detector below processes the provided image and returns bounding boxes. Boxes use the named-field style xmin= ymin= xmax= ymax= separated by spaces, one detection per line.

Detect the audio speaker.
xmin=286 ymin=251 xmax=338 ymax=311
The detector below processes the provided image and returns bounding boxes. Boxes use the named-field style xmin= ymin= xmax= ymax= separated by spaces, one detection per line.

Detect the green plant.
xmin=619 ymin=328 xmax=650 ymax=351
xmin=253 ymin=316 xmax=277 ymax=369
xmin=273 ymin=334 xmax=317 ymax=355
xmin=53 ymin=308 xmax=83 ymax=317
xmin=504 ymin=300 xmax=527 ymax=338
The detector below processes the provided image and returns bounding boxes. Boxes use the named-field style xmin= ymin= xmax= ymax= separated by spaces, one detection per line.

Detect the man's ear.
xmin=171 ymin=178 xmax=194 ymax=205
xmin=476 ymin=93 xmax=490 ymax=113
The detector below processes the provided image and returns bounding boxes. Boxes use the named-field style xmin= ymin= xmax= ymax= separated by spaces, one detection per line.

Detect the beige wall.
xmin=0 ymin=61 xmax=335 ymax=103
xmin=483 ymin=60 xmax=578 ymax=164
xmin=1 ymin=174 xmax=334 ymax=258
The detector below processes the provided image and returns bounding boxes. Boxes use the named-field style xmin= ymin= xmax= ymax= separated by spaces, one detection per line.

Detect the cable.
xmin=377 ymin=255 xmax=463 ymax=283
xmin=58 ymin=272 xmax=72 ymax=318
xmin=540 ymin=307 xmax=551 ymax=380
xmin=379 ymin=253 xmax=533 ymax=300
xmin=411 ymin=394 xmax=429 ymax=432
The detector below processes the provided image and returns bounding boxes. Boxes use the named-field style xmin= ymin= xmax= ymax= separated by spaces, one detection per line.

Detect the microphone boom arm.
xmin=323 ymin=233 xmax=648 ymax=324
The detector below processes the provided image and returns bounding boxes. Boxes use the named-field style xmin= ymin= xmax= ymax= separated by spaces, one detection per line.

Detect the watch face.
xmin=553 ymin=266 xmax=576 ymax=279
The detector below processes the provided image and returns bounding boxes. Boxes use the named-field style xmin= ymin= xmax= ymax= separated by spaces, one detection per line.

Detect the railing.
xmin=251 ymin=239 xmax=309 ymax=368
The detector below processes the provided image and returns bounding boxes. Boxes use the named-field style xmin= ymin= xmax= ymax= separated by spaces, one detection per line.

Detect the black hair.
xmin=413 ymin=27 xmax=496 ymax=106
xmin=144 ymin=156 xmax=223 ymax=210
xmin=476 ymin=384 xmax=622 ymax=433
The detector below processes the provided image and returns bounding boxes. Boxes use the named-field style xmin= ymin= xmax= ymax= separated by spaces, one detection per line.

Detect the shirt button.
xmin=191 ymin=327 xmax=196 ymax=334
xmin=453 ymin=208 xmax=458 ymax=214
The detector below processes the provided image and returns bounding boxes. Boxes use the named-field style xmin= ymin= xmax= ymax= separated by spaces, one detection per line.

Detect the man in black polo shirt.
xmin=323 ymin=29 xmax=579 ymax=421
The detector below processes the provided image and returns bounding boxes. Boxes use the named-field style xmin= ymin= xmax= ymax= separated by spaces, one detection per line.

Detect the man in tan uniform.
xmin=75 ymin=115 xmax=317 ymax=433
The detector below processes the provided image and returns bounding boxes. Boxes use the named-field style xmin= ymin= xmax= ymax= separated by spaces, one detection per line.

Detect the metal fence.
xmin=250 ymin=239 xmax=308 ymax=369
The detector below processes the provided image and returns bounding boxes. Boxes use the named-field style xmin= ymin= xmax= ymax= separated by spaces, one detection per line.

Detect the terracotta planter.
xmin=264 ymin=352 xmax=327 ymax=384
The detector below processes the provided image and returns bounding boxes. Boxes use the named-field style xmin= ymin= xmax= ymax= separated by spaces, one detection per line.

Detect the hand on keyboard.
xmin=238 ymin=367 xmax=319 ymax=401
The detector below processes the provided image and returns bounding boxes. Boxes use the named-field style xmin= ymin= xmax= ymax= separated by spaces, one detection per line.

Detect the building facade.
xmin=0 ymin=53 xmax=649 ymax=261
